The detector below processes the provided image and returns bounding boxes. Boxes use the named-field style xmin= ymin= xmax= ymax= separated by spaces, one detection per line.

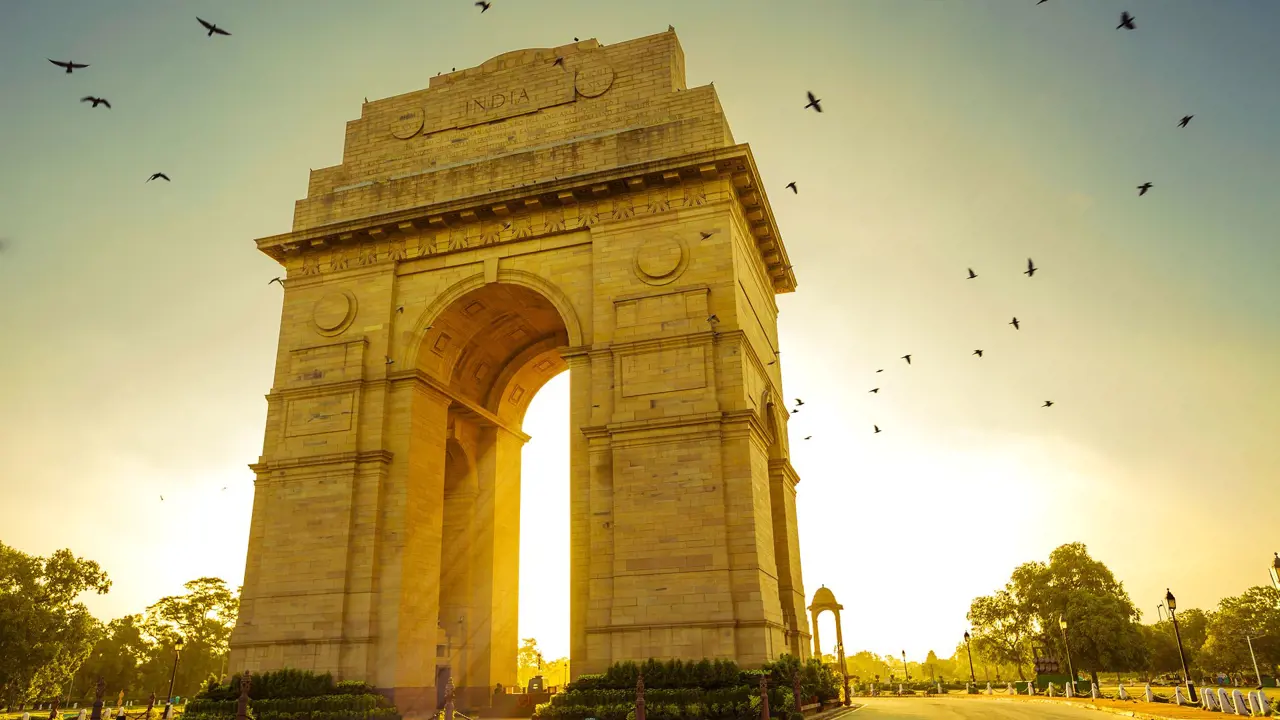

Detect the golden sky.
xmin=1 ymin=0 xmax=1277 ymax=663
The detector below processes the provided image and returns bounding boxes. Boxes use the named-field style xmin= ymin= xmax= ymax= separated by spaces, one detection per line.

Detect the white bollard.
xmin=23 ymin=714 xmax=30 ymax=720
xmin=1028 ymin=681 xmax=1036 ymax=696
xmin=1091 ymin=682 xmax=1098 ymax=699
xmin=1216 ymin=687 xmax=1232 ymax=713
xmin=1258 ymin=690 xmax=1273 ymax=716
xmin=986 ymin=682 xmax=993 ymax=695
xmin=1118 ymin=683 xmax=1129 ymax=701
xmin=77 ymin=710 xmax=86 ymax=720
xmin=1007 ymin=682 xmax=1014 ymax=694
xmin=1145 ymin=683 xmax=1154 ymax=703
xmin=1201 ymin=689 xmax=1214 ymax=710
xmin=1065 ymin=680 xmax=1074 ymax=698
xmin=1048 ymin=682 xmax=1057 ymax=697
xmin=1174 ymin=685 xmax=1186 ymax=705
xmin=1232 ymin=689 xmax=1249 ymax=715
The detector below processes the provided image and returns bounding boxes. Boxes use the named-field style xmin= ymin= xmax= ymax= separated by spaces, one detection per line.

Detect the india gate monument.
xmin=229 ymin=29 xmax=810 ymax=715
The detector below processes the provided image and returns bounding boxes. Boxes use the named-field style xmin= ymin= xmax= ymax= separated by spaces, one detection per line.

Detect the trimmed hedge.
xmin=534 ymin=656 xmax=839 ymax=720
xmin=189 ymin=671 xmax=397 ymax=720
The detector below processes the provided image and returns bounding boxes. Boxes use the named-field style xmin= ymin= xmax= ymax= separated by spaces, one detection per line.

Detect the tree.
xmin=1008 ymin=543 xmax=1146 ymax=686
xmin=140 ymin=578 xmax=239 ymax=698
xmin=1199 ymin=586 xmax=1280 ymax=680
xmin=966 ymin=586 xmax=1033 ymax=679
xmin=0 ymin=543 xmax=111 ymax=708
xmin=77 ymin=615 xmax=149 ymax=698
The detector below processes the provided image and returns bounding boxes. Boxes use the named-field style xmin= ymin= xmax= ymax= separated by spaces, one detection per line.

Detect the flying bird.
xmin=967 ymin=268 xmax=977 ymax=279
xmin=1025 ymin=258 xmax=1037 ymax=277
xmin=902 ymin=355 xmax=912 ymax=365
xmin=385 ymin=356 xmax=395 ymax=365
xmin=1137 ymin=182 xmax=1153 ymax=196
xmin=804 ymin=91 xmax=822 ymax=113
xmin=1042 ymin=401 xmax=1054 ymax=408
xmin=80 ymin=96 xmax=110 ymax=108
xmin=790 ymin=409 xmax=799 ymax=415
xmin=197 ymin=17 xmax=232 ymax=37
xmin=160 ymin=496 xmax=165 ymax=502
xmin=804 ymin=436 xmax=812 ymax=440
xmin=876 ymin=369 xmax=883 ymax=373
xmin=767 ymin=360 xmax=776 ymax=366
xmin=869 ymin=388 xmax=879 ymax=393
xmin=1010 ymin=317 xmax=1021 ymax=330
xmin=146 ymin=173 xmax=170 ymax=183
xmin=873 ymin=425 xmax=881 ymax=434
xmin=48 ymin=59 xmax=89 ymax=74
xmin=476 ymin=1 xmax=491 ymax=12
xmin=1178 ymin=115 xmax=1194 ymax=128
xmin=1117 ymin=11 xmax=1136 ymax=30
xmin=973 ymin=349 xmax=983 ymax=357
xmin=785 ymin=182 xmax=798 ymax=194
xmin=795 ymin=398 xmax=804 ymax=406
xmin=268 ymin=277 xmax=283 ymax=286
xmin=552 ymin=57 xmax=565 ymax=68
xmin=1037 ymin=0 xmax=1048 ymax=4
xmin=699 ymin=230 xmax=718 ymax=240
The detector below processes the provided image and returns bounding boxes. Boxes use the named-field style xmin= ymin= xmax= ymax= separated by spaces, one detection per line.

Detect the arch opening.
xmin=409 ymin=281 xmax=573 ymax=709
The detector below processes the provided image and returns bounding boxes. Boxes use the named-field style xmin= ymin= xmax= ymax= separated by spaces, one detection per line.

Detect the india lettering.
xmin=466 ymin=87 xmax=530 ymax=115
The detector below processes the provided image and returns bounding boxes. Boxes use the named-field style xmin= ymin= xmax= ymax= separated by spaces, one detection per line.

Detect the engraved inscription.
xmin=466 ymin=88 xmax=531 ymax=117
xmin=285 ymin=392 xmax=355 ymax=437
xmin=621 ymin=346 xmax=707 ymax=398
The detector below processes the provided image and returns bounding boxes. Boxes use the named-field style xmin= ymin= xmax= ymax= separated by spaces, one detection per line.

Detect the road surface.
xmin=852 ymin=698 xmax=1113 ymax=719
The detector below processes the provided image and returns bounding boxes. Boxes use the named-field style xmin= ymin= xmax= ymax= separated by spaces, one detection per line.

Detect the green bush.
xmin=189 ymin=671 xmax=398 ymax=720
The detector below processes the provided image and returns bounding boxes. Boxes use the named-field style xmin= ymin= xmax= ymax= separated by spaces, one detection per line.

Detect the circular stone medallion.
xmin=575 ymin=65 xmax=616 ymax=98
xmin=633 ymin=234 xmax=689 ymax=286
xmin=312 ymin=290 xmax=357 ymax=335
xmin=390 ymin=107 xmax=425 ymax=140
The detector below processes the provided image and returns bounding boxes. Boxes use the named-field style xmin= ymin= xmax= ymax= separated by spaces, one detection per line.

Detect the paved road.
xmin=853 ymin=698 xmax=1113 ymax=719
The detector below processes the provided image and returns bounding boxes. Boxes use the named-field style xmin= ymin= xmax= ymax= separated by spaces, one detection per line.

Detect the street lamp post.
xmin=1058 ymin=618 xmax=1076 ymax=692
xmin=963 ymin=632 xmax=976 ymax=685
xmin=901 ymin=651 xmax=909 ymax=683
xmin=1165 ymin=589 xmax=1198 ymax=702
xmin=166 ymin=638 xmax=185 ymax=707
xmin=1271 ymin=553 xmax=1280 ymax=591
xmin=1246 ymin=636 xmax=1263 ymax=688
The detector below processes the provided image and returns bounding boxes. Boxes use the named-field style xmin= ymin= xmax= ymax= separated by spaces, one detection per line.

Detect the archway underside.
xmin=410 ymin=282 xmax=570 ymax=710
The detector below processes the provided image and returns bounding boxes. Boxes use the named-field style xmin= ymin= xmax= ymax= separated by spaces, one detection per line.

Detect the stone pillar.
xmin=758 ymin=676 xmax=769 ymax=720
xmin=235 ymin=671 xmax=251 ymax=720
xmin=793 ymin=672 xmax=803 ymax=713
xmin=634 ymin=674 xmax=645 ymax=720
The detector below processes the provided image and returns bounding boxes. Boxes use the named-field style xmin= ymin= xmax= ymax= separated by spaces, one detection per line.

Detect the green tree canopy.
xmin=1199 ymin=585 xmax=1280 ymax=677
xmin=0 ymin=543 xmax=111 ymax=707
xmin=966 ymin=586 xmax=1033 ymax=679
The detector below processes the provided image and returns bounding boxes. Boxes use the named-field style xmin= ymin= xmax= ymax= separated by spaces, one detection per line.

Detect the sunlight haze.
xmin=1 ymin=0 xmax=1277 ymax=666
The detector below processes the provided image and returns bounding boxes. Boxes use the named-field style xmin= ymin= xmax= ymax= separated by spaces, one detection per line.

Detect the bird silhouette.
xmin=1117 ymin=12 xmax=1136 ymax=30
xmin=146 ymin=173 xmax=170 ymax=183
xmin=876 ymin=369 xmax=884 ymax=373
xmin=973 ymin=349 xmax=984 ymax=357
xmin=804 ymin=91 xmax=822 ymax=113
xmin=902 ymin=355 xmax=912 ymax=365
xmin=699 ymin=230 xmax=718 ymax=240
xmin=1025 ymin=258 xmax=1038 ymax=277
xmin=268 ymin=277 xmax=283 ymax=286
xmin=397 ymin=306 xmax=404 ymax=314
xmin=48 ymin=59 xmax=89 ymax=74
xmin=873 ymin=425 xmax=881 ymax=434
xmin=1010 ymin=317 xmax=1021 ymax=330
xmin=869 ymin=388 xmax=879 ymax=393
xmin=197 ymin=17 xmax=232 ymax=37
xmin=767 ymin=360 xmax=776 ymax=366
xmin=967 ymin=268 xmax=977 ymax=279
xmin=160 ymin=495 xmax=165 ymax=501
xmin=804 ymin=436 xmax=812 ymax=440
xmin=790 ymin=409 xmax=799 ymax=415
xmin=1037 ymin=0 xmax=1048 ymax=4
xmin=222 ymin=487 xmax=227 ymax=491
xmin=795 ymin=398 xmax=804 ymax=406
xmin=80 ymin=96 xmax=110 ymax=109
xmin=1137 ymin=182 xmax=1153 ymax=196
xmin=385 ymin=356 xmax=395 ymax=365
xmin=1178 ymin=115 xmax=1194 ymax=128
xmin=1042 ymin=401 xmax=1054 ymax=408
xmin=552 ymin=57 xmax=565 ymax=68
xmin=785 ymin=182 xmax=798 ymax=194
xmin=476 ymin=1 xmax=491 ymax=12
xmin=707 ymin=314 xmax=719 ymax=324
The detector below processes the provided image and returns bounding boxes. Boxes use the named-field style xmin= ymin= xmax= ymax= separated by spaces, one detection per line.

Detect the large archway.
xmin=410 ymin=281 xmax=570 ymax=708
xmin=229 ymin=29 xmax=812 ymax=720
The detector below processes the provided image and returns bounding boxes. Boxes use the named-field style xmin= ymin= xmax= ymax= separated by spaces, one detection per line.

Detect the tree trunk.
xmin=1090 ymin=670 xmax=1099 ymax=689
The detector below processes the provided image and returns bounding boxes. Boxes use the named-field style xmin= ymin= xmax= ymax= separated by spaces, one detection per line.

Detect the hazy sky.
xmin=2 ymin=0 xmax=1278 ymax=665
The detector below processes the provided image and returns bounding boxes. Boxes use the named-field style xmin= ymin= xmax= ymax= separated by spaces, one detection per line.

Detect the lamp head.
xmin=1165 ymin=588 xmax=1176 ymax=611
xmin=964 ymin=631 xmax=970 ymax=642
xmin=175 ymin=638 xmax=185 ymax=651
xmin=1273 ymin=552 xmax=1279 ymax=571
xmin=1059 ymin=617 xmax=1067 ymax=631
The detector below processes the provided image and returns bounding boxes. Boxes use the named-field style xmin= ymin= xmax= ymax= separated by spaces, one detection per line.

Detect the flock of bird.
xmin=781 ymin=8 xmax=1194 ymax=436
xmin=45 ymin=17 xmax=233 ymax=185
xmin=37 ymin=4 xmax=1196 ymax=447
